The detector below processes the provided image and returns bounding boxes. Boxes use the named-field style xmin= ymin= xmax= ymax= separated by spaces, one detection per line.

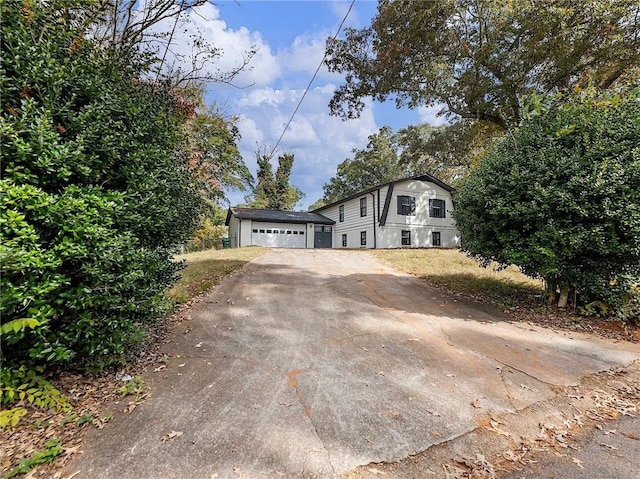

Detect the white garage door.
xmin=251 ymin=222 xmax=307 ymax=248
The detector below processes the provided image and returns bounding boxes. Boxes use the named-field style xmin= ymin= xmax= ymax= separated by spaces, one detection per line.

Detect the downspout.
xmin=238 ymin=219 xmax=242 ymax=247
xmin=369 ymin=191 xmax=377 ymax=249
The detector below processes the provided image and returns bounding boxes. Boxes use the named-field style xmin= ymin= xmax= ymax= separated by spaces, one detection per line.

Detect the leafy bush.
xmin=454 ymin=88 xmax=640 ymax=315
xmin=1 ymin=0 xmax=205 ymax=370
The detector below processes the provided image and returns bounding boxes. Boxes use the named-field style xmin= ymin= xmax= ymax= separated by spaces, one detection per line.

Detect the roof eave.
xmin=312 ymin=173 xmax=455 ymax=212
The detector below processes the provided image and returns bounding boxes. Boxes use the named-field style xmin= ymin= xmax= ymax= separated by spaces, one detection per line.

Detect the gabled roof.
xmin=225 ymin=207 xmax=335 ymax=226
xmin=311 ymin=173 xmax=455 ymax=212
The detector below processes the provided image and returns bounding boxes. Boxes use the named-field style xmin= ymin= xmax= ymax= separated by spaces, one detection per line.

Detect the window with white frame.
xmin=429 ymin=199 xmax=446 ymax=218
xmin=360 ymin=231 xmax=367 ymax=246
xmin=401 ymin=230 xmax=411 ymax=246
xmin=342 ymin=234 xmax=347 ymax=247
xmin=432 ymin=231 xmax=441 ymax=246
xmin=339 ymin=204 xmax=344 ymax=222
xmin=397 ymin=195 xmax=416 ymax=215
xmin=360 ymin=197 xmax=367 ymax=217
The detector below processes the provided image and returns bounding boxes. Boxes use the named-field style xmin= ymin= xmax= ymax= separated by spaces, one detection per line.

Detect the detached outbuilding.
xmin=225 ymin=208 xmax=335 ymax=248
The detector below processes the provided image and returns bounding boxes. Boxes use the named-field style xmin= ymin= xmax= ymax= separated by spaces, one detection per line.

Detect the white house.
xmin=225 ymin=208 xmax=335 ymax=248
xmin=312 ymin=174 xmax=460 ymax=249
xmin=226 ymin=174 xmax=460 ymax=249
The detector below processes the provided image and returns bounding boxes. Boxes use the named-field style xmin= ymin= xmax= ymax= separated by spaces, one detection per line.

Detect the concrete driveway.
xmin=67 ymin=249 xmax=639 ymax=478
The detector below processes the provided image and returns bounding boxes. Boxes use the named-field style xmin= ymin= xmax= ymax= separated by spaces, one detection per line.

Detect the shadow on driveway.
xmin=65 ymin=249 xmax=640 ymax=479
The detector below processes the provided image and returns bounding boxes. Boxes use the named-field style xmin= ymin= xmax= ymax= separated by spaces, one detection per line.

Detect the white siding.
xmin=380 ymin=180 xmax=459 ymax=248
xmin=305 ymin=223 xmax=314 ymax=248
xmin=315 ymin=179 xmax=460 ymax=249
xmin=377 ymin=225 xmax=460 ymax=248
xmin=322 ymin=191 xmax=380 ymax=248
xmin=227 ymin=216 xmax=240 ymax=248
xmin=227 ymin=217 xmax=253 ymax=247
xmin=239 ymin=219 xmax=252 ymax=247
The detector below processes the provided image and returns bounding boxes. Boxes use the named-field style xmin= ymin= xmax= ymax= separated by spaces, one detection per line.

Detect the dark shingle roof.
xmin=225 ymin=207 xmax=335 ymax=226
xmin=312 ymin=173 xmax=455 ymax=212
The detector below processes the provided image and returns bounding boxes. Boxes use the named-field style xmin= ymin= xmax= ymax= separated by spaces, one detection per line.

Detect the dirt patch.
xmin=506 ymin=308 xmax=640 ymax=344
xmin=0 ymin=297 xmax=200 ymax=478
xmin=428 ymin=286 xmax=639 ymax=345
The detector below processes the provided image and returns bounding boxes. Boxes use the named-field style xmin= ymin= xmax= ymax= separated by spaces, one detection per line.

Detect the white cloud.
xmin=329 ymin=0 xmax=372 ymax=29
xmin=138 ymin=1 xmax=418 ymax=209
xmin=281 ymin=116 xmax=320 ymax=146
xmin=277 ymin=34 xmax=326 ymax=74
xmin=238 ymin=88 xmax=287 ymax=108
xmin=140 ymin=2 xmax=280 ymax=87
xmin=236 ymin=116 xmax=264 ymax=146
xmin=417 ymin=104 xmax=450 ymax=126
xmin=231 ymin=84 xmax=379 ymax=209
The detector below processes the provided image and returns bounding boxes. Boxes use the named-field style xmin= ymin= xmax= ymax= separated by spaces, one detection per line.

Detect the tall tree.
xmin=397 ymin=121 xmax=503 ymax=184
xmin=0 ymin=0 xmax=246 ymax=371
xmin=322 ymin=127 xmax=408 ymax=203
xmin=247 ymin=150 xmax=304 ymax=210
xmin=316 ymin=123 xmax=481 ymax=207
xmin=454 ymin=88 xmax=640 ymax=313
xmin=89 ymin=0 xmax=256 ymax=86
xmin=326 ymin=0 xmax=640 ymax=128
xmin=184 ymin=99 xmax=252 ymax=204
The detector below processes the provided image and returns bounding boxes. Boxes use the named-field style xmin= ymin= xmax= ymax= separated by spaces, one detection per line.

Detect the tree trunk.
xmin=558 ymin=283 xmax=570 ymax=309
xmin=545 ymin=278 xmax=558 ymax=307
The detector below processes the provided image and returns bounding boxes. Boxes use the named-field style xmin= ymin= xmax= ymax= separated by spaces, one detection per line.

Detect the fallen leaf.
xmin=471 ymin=399 xmax=481 ymax=408
xmin=162 ymin=430 xmax=183 ymax=442
xmin=572 ymin=457 xmax=584 ymax=469
xmin=63 ymin=445 xmax=81 ymax=456
xmin=487 ymin=421 xmax=511 ymax=437
xmin=502 ymin=450 xmax=517 ymax=462
xmin=520 ymin=384 xmax=534 ymax=391
xmin=599 ymin=443 xmax=619 ymax=450
xmin=177 ymin=363 xmax=186 ymax=367
xmin=366 ymin=467 xmax=387 ymax=475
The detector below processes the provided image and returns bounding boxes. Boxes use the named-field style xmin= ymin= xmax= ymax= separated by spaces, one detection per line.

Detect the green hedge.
xmin=1 ymin=0 xmax=203 ymax=370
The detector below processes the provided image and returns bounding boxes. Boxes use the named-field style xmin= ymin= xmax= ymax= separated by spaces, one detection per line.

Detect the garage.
xmin=225 ymin=207 xmax=335 ymax=249
xmin=251 ymin=222 xmax=306 ymax=248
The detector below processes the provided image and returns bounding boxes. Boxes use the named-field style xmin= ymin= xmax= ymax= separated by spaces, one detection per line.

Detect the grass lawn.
xmin=167 ymin=247 xmax=266 ymax=303
xmin=372 ymin=248 xmax=544 ymax=309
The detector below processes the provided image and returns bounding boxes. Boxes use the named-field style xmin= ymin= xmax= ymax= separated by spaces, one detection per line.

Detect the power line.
xmin=269 ymin=0 xmax=356 ymax=159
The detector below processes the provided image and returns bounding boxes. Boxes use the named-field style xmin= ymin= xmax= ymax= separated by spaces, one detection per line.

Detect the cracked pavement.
xmin=65 ymin=249 xmax=640 ymax=478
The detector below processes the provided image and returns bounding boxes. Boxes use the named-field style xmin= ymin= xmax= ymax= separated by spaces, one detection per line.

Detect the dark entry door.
xmin=314 ymin=225 xmax=332 ymax=248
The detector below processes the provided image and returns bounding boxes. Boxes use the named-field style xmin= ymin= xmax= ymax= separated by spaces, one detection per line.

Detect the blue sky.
xmin=160 ymin=1 xmax=445 ymax=208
